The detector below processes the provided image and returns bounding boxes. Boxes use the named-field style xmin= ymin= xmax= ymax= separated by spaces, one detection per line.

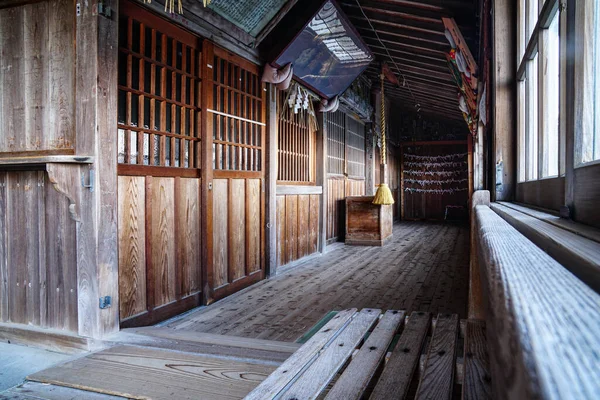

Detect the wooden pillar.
xmin=73 ymin=0 xmax=119 ymax=338
xmin=491 ymin=0 xmax=516 ymax=201
xmin=317 ymin=111 xmax=327 ymax=253
xmin=469 ymin=190 xmax=489 ymax=320
xmin=265 ymin=84 xmax=278 ymax=276
xmin=365 ymin=125 xmax=375 ymax=196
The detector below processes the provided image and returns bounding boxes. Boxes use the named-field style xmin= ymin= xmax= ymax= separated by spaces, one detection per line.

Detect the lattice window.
xmin=277 ymin=91 xmax=315 ymax=183
xmin=211 ymin=53 xmax=264 ymax=171
xmin=326 ymin=111 xmax=346 ymax=175
xmin=117 ymin=4 xmax=201 ymax=168
xmin=346 ymin=116 xmax=366 ymax=178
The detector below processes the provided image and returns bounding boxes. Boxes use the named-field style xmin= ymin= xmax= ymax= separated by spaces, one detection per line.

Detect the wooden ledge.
xmin=276 ymin=185 xmax=322 ymax=195
xmin=0 ymin=155 xmax=94 ymax=166
xmin=491 ymin=202 xmax=600 ymax=292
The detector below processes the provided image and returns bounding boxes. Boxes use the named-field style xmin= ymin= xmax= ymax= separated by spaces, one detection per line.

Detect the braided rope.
xmin=380 ymin=74 xmax=386 ymax=165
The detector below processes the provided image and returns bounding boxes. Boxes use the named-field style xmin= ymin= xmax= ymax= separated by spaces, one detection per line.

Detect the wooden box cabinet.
xmin=345 ymin=196 xmax=393 ymax=246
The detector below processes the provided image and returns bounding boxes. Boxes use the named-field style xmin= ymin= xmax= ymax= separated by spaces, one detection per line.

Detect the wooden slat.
xmin=0 ymin=381 xmax=125 ymax=400
xmin=247 ymin=179 xmax=261 ymax=273
xmin=0 ymin=172 xmax=7 ymax=323
xmin=151 ymin=177 xmax=175 ymax=305
xmin=245 ymin=308 xmax=358 ymax=400
xmin=326 ymin=310 xmax=405 ymax=400
xmin=212 ymin=179 xmax=229 ymax=287
xmin=462 ymin=320 xmax=491 ymax=400
xmin=230 ymin=179 xmax=246 ymax=281
xmin=370 ymin=311 xmax=431 ymax=400
xmin=176 ymin=177 xmax=201 ymax=296
xmin=28 ymin=345 xmax=275 ymax=400
xmin=281 ymin=308 xmax=380 ymax=399
xmin=415 ymin=313 xmax=459 ymax=400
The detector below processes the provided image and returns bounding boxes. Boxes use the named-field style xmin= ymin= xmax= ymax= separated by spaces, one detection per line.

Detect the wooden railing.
xmin=472 ymin=190 xmax=600 ymax=399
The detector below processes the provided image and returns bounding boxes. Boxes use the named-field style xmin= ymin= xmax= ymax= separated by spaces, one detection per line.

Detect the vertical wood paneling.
xmin=176 ymin=178 xmax=201 ymax=296
xmin=212 ymin=179 xmax=229 ymax=287
xmin=45 ymin=174 xmax=77 ymax=331
xmin=247 ymin=179 xmax=261 ymax=273
xmin=276 ymin=195 xmax=286 ymax=267
xmin=327 ymin=178 xmax=346 ymax=241
xmin=309 ymin=194 xmax=320 ymax=254
xmin=297 ymin=195 xmax=310 ymax=259
xmin=151 ymin=177 xmax=175 ymax=305
xmin=118 ymin=176 xmax=146 ymax=320
xmin=230 ymin=179 xmax=246 ymax=281
xmin=285 ymin=195 xmax=298 ymax=263
xmin=0 ymin=172 xmax=7 ymax=322
xmin=0 ymin=0 xmax=75 ymax=154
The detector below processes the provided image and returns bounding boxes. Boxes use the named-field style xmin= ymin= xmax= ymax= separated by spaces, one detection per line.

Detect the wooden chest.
xmin=345 ymin=196 xmax=393 ymax=246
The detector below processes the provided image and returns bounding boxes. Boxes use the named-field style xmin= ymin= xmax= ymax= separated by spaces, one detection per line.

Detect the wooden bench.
xmin=245 ymin=308 xmax=490 ymax=399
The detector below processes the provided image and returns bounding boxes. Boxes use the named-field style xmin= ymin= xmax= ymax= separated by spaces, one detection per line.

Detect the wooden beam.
xmin=317 ymin=111 xmax=327 ymax=253
xmin=265 ymin=84 xmax=278 ymax=277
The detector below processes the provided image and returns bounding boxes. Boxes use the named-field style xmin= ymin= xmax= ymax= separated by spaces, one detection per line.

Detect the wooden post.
xmin=74 ymin=0 xmax=119 ymax=338
xmin=469 ymin=190 xmax=489 ymax=320
xmin=491 ymin=0 xmax=516 ymax=201
xmin=365 ymin=125 xmax=375 ymax=196
xmin=265 ymin=84 xmax=278 ymax=276
xmin=317 ymin=111 xmax=327 ymax=253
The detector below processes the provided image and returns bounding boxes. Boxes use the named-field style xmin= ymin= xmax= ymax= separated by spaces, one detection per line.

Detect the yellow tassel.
xmin=373 ymin=183 xmax=395 ymax=205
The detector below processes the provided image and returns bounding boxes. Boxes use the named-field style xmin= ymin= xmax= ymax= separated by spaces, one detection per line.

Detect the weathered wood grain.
xmin=297 ymin=194 xmax=310 ymax=259
xmin=118 ymin=176 xmax=146 ymax=320
xmin=276 ymin=195 xmax=286 ymax=267
xmin=230 ymin=179 xmax=246 ymax=281
xmin=462 ymin=320 xmax=491 ymax=400
xmin=28 ymin=345 xmax=275 ymax=400
xmin=282 ymin=308 xmax=380 ymax=399
xmin=213 ymin=179 xmax=229 ymax=287
xmin=326 ymin=310 xmax=405 ymax=400
xmin=476 ymin=204 xmax=600 ymax=399
xmin=151 ymin=177 xmax=175 ymax=305
xmin=176 ymin=178 xmax=201 ymax=296
xmin=245 ymin=309 xmax=358 ymax=400
xmin=247 ymin=179 xmax=261 ymax=273
xmin=309 ymin=194 xmax=319 ymax=254
xmin=0 ymin=171 xmax=7 ymax=322
xmin=415 ymin=313 xmax=459 ymax=400
xmin=285 ymin=195 xmax=298 ymax=263
xmin=0 ymin=381 xmax=125 ymax=400
xmin=370 ymin=311 xmax=432 ymax=400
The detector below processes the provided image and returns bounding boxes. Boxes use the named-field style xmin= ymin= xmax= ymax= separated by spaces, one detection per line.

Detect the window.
xmin=575 ymin=0 xmax=600 ymax=164
xmin=517 ymin=0 xmax=562 ymax=181
xmin=277 ymin=91 xmax=315 ymax=183
xmin=325 ymin=111 xmax=366 ymax=178
xmin=117 ymin=5 xmax=201 ymax=168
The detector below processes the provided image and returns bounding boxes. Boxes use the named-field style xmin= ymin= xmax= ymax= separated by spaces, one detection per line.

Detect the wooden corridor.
xmin=162 ymin=222 xmax=469 ymax=342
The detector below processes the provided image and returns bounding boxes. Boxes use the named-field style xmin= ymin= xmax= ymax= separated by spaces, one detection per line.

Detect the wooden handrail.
xmin=474 ymin=200 xmax=600 ymax=399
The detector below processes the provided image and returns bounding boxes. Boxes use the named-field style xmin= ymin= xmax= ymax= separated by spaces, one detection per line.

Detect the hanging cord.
xmin=355 ymin=0 xmax=418 ymax=108
xmin=380 ymin=73 xmax=386 ymax=165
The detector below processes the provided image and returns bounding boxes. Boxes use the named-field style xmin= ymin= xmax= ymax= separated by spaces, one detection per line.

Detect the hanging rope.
xmin=372 ymin=72 xmax=394 ymax=205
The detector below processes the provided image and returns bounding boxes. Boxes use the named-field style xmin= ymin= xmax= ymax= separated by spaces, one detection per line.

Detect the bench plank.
xmin=325 ymin=310 xmax=406 ymax=400
xmin=462 ymin=320 xmax=491 ymax=400
xmin=280 ymin=308 xmax=381 ymax=400
xmin=415 ymin=313 xmax=459 ymax=400
xmin=244 ymin=308 xmax=357 ymax=400
xmin=370 ymin=311 xmax=431 ymax=400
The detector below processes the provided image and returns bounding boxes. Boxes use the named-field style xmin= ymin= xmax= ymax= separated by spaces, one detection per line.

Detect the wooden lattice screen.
xmin=117 ymin=3 xmax=201 ymax=169
xmin=346 ymin=116 xmax=366 ymax=178
xmin=277 ymin=91 xmax=315 ymax=183
xmin=326 ymin=111 xmax=346 ymax=175
xmin=211 ymin=53 xmax=263 ymax=171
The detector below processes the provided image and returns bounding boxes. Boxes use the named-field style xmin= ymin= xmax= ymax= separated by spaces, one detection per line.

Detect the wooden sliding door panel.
xmin=118 ymin=176 xmax=147 ymax=319
xmin=176 ymin=177 xmax=201 ymax=296
xmin=285 ymin=195 xmax=298 ymax=264
xmin=297 ymin=195 xmax=310 ymax=259
xmin=309 ymin=195 xmax=320 ymax=254
xmin=276 ymin=196 xmax=286 ymax=267
xmin=212 ymin=178 xmax=229 ymax=288
xmin=150 ymin=177 xmax=176 ymax=305
xmin=118 ymin=1 xmax=203 ymax=327
xmin=205 ymin=44 xmax=265 ymax=301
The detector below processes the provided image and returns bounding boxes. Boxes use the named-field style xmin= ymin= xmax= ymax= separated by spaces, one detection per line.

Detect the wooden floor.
xmin=166 ymin=221 xmax=469 ymax=342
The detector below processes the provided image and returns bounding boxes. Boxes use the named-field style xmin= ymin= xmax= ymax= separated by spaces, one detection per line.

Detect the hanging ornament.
xmin=164 ymin=0 xmax=183 ymax=14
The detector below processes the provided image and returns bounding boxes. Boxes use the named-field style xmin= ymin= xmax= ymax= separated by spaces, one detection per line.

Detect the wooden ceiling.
xmin=338 ymin=0 xmax=480 ymax=122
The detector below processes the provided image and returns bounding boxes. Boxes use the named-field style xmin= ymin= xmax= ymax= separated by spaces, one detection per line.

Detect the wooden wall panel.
xmin=276 ymin=196 xmax=286 ymax=267
xmin=573 ymin=164 xmax=600 ymax=229
xmin=0 ymin=171 xmax=77 ymax=331
xmin=230 ymin=179 xmax=246 ymax=281
xmin=275 ymin=193 xmax=321 ymax=268
xmin=151 ymin=178 xmax=176 ymax=306
xmin=45 ymin=173 xmax=78 ymax=332
xmin=212 ymin=179 xmax=229 ymax=288
xmin=309 ymin=195 xmax=319 ymax=254
xmin=285 ymin=195 xmax=298 ymax=263
xmin=346 ymin=179 xmax=365 ymax=197
xmin=0 ymin=0 xmax=75 ymax=155
xmin=176 ymin=178 xmax=201 ymax=297
xmin=247 ymin=179 xmax=261 ymax=273
xmin=326 ymin=178 xmax=346 ymax=242
xmin=297 ymin=195 xmax=310 ymax=259
xmin=118 ymin=176 xmax=146 ymax=320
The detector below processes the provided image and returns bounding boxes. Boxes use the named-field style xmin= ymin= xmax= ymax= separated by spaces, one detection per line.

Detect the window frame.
xmin=516 ymin=0 xmax=563 ymax=182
